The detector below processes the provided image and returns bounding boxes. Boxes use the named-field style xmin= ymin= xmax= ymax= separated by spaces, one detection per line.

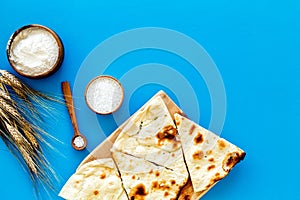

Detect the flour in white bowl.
xmin=9 ymin=27 xmax=59 ymax=77
xmin=86 ymin=77 xmax=124 ymax=114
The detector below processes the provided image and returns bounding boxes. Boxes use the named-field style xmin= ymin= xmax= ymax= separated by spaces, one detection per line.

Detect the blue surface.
xmin=0 ymin=0 xmax=299 ymax=199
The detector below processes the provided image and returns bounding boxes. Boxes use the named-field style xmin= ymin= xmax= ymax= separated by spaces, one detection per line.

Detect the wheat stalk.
xmin=0 ymin=98 xmax=39 ymax=149
xmin=23 ymin=128 xmax=39 ymax=148
xmin=0 ymin=70 xmax=22 ymax=87
xmin=3 ymin=122 xmax=38 ymax=174
xmin=0 ymin=98 xmax=23 ymax=119
xmin=4 ymin=122 xmax=24 ymax=145
xmin=0 ymin=70 xmax=61 ymax=198
xmin=0 ymin=72 xmax=31 ymax=107
xmin=0 ymin=89 xmax=11 ymax=100
xmin=19 ymin=147 xmax=38 ymax=174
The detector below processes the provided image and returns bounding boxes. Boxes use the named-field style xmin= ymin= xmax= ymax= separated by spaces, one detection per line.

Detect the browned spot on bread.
xmin=196 ymin=166 xmax=201 ymax=170
xmin=208 ymin=158 xmax=214 ymax=162
xmin=132 ymin=175 xmax=136 ymax=179
xmin=184 ymin=195 xmax=191 ymax=200
xmin=152 ymin=181 xmax=158 ymax=189
xmin=189 ymin=124 xmax=196 ymax=135
xmin=213 ymin=175 xmax=223 ymax=182
xmin=218 ymin=140 xmax=226 ymax=149
xmin=204 ymin=173 xmax=226 ymax=191
xmin=206 ymin=150 xmax=212 ymax=155
xmin=205 ymin=173 xmax=225 ymax=190
xmin=212 ymin=173 xmax=223 ymax=183
xmin=151 ymin=180 xmax=171 ymax=191
xmin=149 ymin=169 xmax=153 ymax=174
xmin=172 ymin=141 xmax=180 ymax=149
xmin=222 ymin=152 xmax=246 ymax=172
xmin=170 ymin=180 xmax=176 ymax=185
xmin=172 ymin=143 xmax=177 ymax=149
xmin=175 ymin=118 xmax=181 ymax=126
xmin=171 ymin=153 xmax=175 ymax=157
xmin=164 ymin=191 xmax=169 ymax=197
xmin=207 ymin=165 xmax=216 ymax=171
xmin=129 ymin=183 xmax=148 ymax=200
xmin=209 ymin=172 xmax=226 ymax=188
xmin=163 ymin=185 xmax=171 ymax=190
xmin=156 ymin=125 xmax=177 ymax=146
xmin=93 ymin=190 xmax=99 ymax=195
xmin=194 ymin=132 xmax=204 ymax=144
xmin=75 ymin=181 xmax=79 ymax=184
xmin=100 ymin=173 xmax=106 ymax=179
xmin=192 ymin=150 xmax=204 ymax=160
xmin=155 ymin=171 xmax=160 ymax=177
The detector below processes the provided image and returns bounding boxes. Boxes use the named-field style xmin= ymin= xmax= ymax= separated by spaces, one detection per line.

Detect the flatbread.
xmin=112 ymin=151 xmax=187 ymax=200
xmin=113 ymin=96 xmax=188 ymax=178
xmin=59 ymin=158 xmax=128 ymax=200
xmin=174 ymin=113 xmax=246 ymax=193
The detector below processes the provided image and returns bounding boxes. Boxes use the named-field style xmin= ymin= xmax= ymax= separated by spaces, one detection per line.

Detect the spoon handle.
xmin=61 ymin=81 xmax=79 ymax=135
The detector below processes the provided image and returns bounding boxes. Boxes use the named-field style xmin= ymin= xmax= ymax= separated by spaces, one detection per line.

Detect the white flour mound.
xmin=9 ymin=27 xmax=59 ymax=76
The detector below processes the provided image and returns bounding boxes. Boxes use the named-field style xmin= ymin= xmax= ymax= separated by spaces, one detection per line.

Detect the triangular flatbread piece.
xmin=112 ymin=151 xmax=187 ymax=200
xmin=174 ymin=113 xmax=246 ymax=193
xmin=59 ymin=158 xmax=128 ymax=200
xmin=113 ymin=96 xmax=188 ymax=178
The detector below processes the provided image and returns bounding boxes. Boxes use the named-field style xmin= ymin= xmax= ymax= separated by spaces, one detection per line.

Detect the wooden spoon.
xmin=61 ymin=81 xmax=87 ymax=150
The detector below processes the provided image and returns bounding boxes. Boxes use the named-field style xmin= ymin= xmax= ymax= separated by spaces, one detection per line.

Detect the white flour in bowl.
xmin=86 ymin=77 xmax=124 ymax=114
xmin=9 ymin=27 xmax=59 ymax=77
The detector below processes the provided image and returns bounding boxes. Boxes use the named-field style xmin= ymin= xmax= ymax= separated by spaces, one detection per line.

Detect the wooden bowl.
xmin=85 ymin=75 xmax=124 ymax=115
xmin=6 ymin=24 xmax=64 ymax=79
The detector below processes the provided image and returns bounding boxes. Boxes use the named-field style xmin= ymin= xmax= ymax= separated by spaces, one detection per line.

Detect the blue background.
xmin=0 ymin=0 xmax=299 ymax=199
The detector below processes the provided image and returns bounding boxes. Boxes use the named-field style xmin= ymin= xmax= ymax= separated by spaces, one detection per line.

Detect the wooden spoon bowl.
xmin=71 ymin=134 xmax=87 ymax=151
